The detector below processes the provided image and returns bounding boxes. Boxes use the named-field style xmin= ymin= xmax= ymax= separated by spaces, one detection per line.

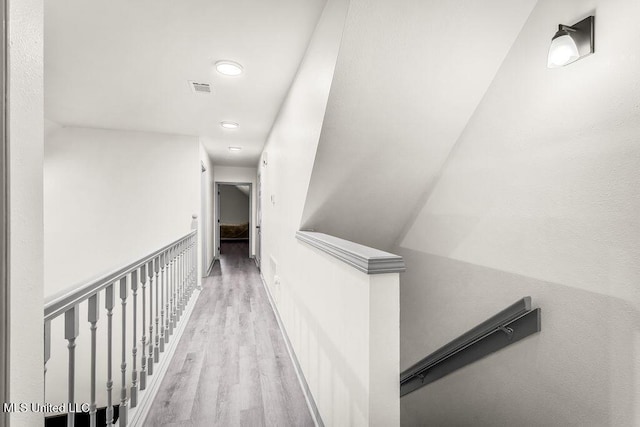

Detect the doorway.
xmin=255 ymin=170 xmax=262 ymax=269
xmin=215 ymin=182 xmax=252 ymax=260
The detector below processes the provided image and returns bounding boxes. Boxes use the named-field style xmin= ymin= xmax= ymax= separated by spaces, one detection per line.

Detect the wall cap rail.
xmin=44 ymin=230 xmax=197 ymax=322
xmin=296 ymin=231 xmax=405 ymax=274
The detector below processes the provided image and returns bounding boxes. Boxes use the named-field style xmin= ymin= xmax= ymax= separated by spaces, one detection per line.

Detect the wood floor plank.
xmin=240 ymin=406 xmax=266 ymax=427
xmin=144 ymin=241 xmax=314 ymax=426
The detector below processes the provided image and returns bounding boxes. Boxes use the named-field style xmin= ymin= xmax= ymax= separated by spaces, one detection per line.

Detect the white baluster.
xmin=189 ymin=237 xmax=195 ymax=298
xmin=190 ymin=215 xmax=197 ymax=299
xmin=184 ymin=241 xmax=188 ymax=308
xmin=187 ymin=239 xmax=192 ymax=300
xmin=169 ymin=246 xmax=176 ymax=337
xmin=147 ymin=260 xmax=154 ymax=376
xmin=180 ymin=241 xmax=186 ymax=316
xmin=105 ymin=284 xmax=114 ymax=426
xmin=192 ymin=236 xmax=196 ymax=295
xmin=196 ymin=236 xmax=203 ymax=290
xmin=153 ymin=256 xmax=160 ymax=363
xmin=119 ymin=277 xmax=128 ymax=426
xmin=159 ymin=252 xmax=165 ymax=353
xmin=139 ymin=265 xmax=147 ymax=390
xmin=164 ymin=250 xmax=170 ymax=344
xmin=130 ymin=270 xmax=139 ymax=407
xmin=175 ymin=244 xmax=180 ymax=324
xmin=88 ymin=294 xmax=99 ymax=427
xmin=44 ymin=320 xmax=51 ymax=398
xmin=188 ymin=238 xmax=193 ymax=299
xmin=176 ymin=243 xmax=182 ymax=321
xmin=65 ymin=305 xmax=79 ymax=427
xmin=164 ymin=249 xmax=171 ymax=343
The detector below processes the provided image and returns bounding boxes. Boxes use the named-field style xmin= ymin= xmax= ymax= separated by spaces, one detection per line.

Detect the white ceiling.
xmin=44 ymin=0 xmax=326 ymax=166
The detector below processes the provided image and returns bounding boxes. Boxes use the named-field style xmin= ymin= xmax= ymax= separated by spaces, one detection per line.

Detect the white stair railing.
xmin=44 ymin=220 xmax=199 ymax=427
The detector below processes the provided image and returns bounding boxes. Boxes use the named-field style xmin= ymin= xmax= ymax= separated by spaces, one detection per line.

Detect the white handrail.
xmin=44 ymin=230 xmax=196 ymax=322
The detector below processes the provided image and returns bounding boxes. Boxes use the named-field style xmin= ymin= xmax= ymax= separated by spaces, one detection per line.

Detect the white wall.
xmin=199 ymin=142 xmax=214 ymax=274
xmin=44 ymin=126 xmax=201 ymax=407
xmin=257 ymin=0 xmax=390 ymax=423
xmin=300 ymin=0 xmax=537 ymax=251
xmin=213 ymin=166 xmax=257 ymax=256
xmin=281 ymin=241 xmax=400 ymax=426
xmin=45 ymin=126 xmax=200 ymax=294
xmin=398 ymin=0 xmax=640 ymax=425
xmin=219 ymin=185 xmax=250 ymax=225
xmin=8 ymin=0 xmax=45 ymax=425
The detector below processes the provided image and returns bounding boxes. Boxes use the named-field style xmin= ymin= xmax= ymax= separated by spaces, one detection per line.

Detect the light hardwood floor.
xmin=144 ymin=241 xmax=314 ymax=427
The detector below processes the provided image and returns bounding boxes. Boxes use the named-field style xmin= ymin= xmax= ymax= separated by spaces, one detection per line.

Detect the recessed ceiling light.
xmin=215 ymin=60 xmax=243 ymax=76
xmin=228 ymin=146 xmax=242 ymax=152
xmin=221 ymin=121 xmax=239 ymax=129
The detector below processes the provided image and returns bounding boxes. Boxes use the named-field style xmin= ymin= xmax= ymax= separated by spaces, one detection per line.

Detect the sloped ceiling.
xmin=300 ymin=0 xmax=538 ymax=250
xmin=44 ymin=0 xmax=326 ymax=166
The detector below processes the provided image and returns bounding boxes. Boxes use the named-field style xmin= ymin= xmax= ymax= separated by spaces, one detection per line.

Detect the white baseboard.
xmin=258 ymin=273 xmax=324 ymax=427
xmin=127 ymin=288 xmax=202 ymax=427
xmin=205 ymin=257 xmax=216 ymax=276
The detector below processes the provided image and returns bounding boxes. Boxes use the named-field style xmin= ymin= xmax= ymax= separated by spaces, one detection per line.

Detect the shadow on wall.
xmin=300 ymin=154 xmax=407 ymax=252
xmin=397 ymin=247 xmax=640 ymax=427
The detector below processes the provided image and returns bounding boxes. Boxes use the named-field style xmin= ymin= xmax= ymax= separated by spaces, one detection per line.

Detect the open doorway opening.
xmin=215 ymin=182 xmax=252 ymax=260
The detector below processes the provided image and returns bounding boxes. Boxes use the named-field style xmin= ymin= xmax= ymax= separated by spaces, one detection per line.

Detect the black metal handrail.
xmin=400 ymin=297 xmax=542 ymax=397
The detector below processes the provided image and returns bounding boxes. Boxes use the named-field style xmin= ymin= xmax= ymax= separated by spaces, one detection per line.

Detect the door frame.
xmin=215 ymin=182 xmax=252 ymax=259
xmin=255 ymin=169 xmax=261 ymax=269
xmin=200 ymin=162 xmax=208 ymax=277
xmin=1 ymin=0 xmax=9 ymax=422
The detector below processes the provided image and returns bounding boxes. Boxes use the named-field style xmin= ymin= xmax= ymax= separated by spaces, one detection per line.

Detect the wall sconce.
xmin=547 ymin=16 xmax=594 ymax=68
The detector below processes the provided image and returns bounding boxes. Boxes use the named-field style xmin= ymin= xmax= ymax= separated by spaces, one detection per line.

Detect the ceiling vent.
xmin=188 ymin=81 xmax=212 ymax=94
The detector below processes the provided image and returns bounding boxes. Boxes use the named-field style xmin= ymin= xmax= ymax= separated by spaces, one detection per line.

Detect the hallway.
xmin=145 ymin=242 xmax=314 ymax=426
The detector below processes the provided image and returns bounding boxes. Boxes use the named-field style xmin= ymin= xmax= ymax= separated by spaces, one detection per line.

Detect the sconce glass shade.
xmin=547 ymin=30 xmax=579 ymax=68
xmin=547 ymin=17 xmax=594 ymax=68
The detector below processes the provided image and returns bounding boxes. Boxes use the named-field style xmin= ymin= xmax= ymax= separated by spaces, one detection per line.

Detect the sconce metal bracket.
xmin=567 ymin=15 xmax=595 ymax=60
